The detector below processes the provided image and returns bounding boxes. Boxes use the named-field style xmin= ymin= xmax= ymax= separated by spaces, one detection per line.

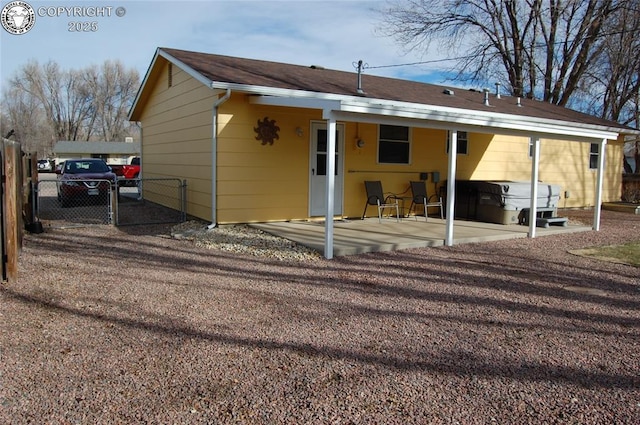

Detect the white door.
xmin=309 ymin=122 xmax=344 ymax=216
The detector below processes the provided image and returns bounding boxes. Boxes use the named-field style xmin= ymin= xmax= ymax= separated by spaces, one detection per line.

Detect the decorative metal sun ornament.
xmin=254 ymin=116 xmax=280 ymax=145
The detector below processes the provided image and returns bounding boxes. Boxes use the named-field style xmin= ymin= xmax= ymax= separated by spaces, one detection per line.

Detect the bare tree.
xmin=9 ymin=60 xmax=94 ymax=141
xmin=1 ymin=84 xmax=52 ymax=155
xmin=379 ymin=0 xmax=640 ymax=175
xmin=378 ymin=0 xmax=627 ymax=107
xmin=581 ymin=0 xmax=640 ymax=125
xmin=2 ymin=59 xmax=140 ymax=152
xmin=84 ymin=60 xmax=140 ymax=141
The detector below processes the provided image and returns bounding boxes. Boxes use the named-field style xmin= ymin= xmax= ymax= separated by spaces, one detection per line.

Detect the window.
xmin=378 ymin=125 xmax=410 ymax=164
xmin=528 ymin=139 xmax=535 ymax=158
xmin=446 ymin=131 xmax=468 ymax=155
xmin=315 ymin=129 xmax=339 ymax=175
xmin=589 ymin=143 xmax=599 ymax=169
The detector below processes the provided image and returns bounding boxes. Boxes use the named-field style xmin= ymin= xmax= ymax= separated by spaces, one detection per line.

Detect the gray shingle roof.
xmin=159 ymin=47 xmax=634 ymax=133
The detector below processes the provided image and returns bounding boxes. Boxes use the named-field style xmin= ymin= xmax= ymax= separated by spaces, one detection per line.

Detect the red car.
xmin=56 ymin=159 xmax=117 ymax=207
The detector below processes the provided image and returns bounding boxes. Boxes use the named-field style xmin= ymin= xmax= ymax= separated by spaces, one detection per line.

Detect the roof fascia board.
xmin=157 ymin=49 xmax=214 ymax=88
xmin=249 ymin=94 xmax=341 ymax=111
xmin=336 ymin=101 xmax=620 ymax=141
xmin=212 ymin=81 xmax=346 ymax=100
xmin=128 ymin=49 xmax=161 ymax=121
xmin=130 ymin=48 xmax=217 ymax=121
xmin=252 ymin=93 xmax=618 ymax=140
xmin=331 ymin=111 xmax=613 ymax=143
xmin=213 ymin=82 xmax=624 ymax=140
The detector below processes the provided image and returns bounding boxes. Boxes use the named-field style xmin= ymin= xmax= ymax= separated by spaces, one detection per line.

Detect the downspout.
xmin=208 ymin=88 xmax=231 ymax=229
xmin=136 ymin=121 xmax=142 ymax=189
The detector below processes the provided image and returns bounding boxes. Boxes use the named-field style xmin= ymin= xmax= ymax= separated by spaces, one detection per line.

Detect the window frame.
xmin=446 ymin=131 xmax=469 ymax=155
xmin=589 ymin=143 xmax=599 ymax=170
xmin=377 ymin=124 xmax=411 ymax=165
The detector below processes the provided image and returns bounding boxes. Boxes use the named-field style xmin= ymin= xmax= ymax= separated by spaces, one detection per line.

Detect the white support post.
xmin=445 ymin=130 xmax=457 ymax=246
xmin=593 ymin=139 xmax=607 ymax=231
xmin=528 ymin=136 xmax=541 ymax=238
xmin=324 ymin=116 xmax=337 ymax=259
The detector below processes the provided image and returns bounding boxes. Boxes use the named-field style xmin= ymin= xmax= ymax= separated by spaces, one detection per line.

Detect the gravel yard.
xmin=1 ymin=209 xmax=639 ymax=424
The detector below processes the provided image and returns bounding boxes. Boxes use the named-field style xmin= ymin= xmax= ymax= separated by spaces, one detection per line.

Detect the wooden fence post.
xmin=1 ymin=139 xmax=23 ymax=282
xmin=1 ymin=144 xmax=4 ymax=282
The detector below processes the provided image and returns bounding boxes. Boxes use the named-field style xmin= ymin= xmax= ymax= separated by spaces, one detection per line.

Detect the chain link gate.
xmin=35 ymin=178 xmax=114 ymax=227
xmin=35 ymin=176 xmax=186 ymax=228
xmin=114 ymin=178 xmax=186 ymax=226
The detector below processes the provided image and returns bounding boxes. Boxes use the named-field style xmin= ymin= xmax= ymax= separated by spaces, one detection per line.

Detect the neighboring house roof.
xmin=53 ymin=141 xmax=140 ymax=156
xmin=130 ymin=47 xmax=639 ymax=141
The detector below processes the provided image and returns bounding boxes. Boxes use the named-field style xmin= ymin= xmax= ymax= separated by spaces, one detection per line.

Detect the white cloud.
xmin=0 ymin=0 xmax=447 ymax=88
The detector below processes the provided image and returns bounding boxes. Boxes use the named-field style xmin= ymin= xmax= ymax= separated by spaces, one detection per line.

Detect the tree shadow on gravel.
xmin=355 ymin=248 xmax=640 ymax=305
xmin=21 ymin=227 xmax=640 ymax=331
xmin=205 ymin=282 xmax=639 ymax=339
xmin=3 ymin=289 xmax=639 ymax=391
xmin=14 ymin=212 xmax=640 ymax=395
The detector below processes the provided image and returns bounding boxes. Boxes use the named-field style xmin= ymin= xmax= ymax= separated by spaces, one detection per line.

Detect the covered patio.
xmin=253 ymin=216 xmax=591 ymax=257
xmin=253 ymin=91 xmax=619 ymax=259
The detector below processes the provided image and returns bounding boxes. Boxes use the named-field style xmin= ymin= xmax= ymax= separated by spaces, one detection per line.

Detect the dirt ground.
xmin=1 ymin=209 xmax=639 ymax=424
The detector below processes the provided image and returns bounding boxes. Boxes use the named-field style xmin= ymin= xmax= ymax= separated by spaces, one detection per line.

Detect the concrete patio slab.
xmin=252 ymin=217 xmax=592 ymax=257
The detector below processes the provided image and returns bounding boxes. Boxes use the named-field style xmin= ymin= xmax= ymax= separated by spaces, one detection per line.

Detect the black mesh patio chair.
xmin=362 ymin=180 xmax=400 ymax=222
xmin=408 ymin=180 xmax=443 ymax=221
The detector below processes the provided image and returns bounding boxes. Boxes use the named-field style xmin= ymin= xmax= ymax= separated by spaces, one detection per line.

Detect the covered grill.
xmin=449 ymin=180 xmax=562 ymax=225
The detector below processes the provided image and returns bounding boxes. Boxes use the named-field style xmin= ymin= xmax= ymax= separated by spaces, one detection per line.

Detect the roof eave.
xmin=128 ymin=48 xmax=161 ymax=121
xmin=157 ymin=48 xmax=214 ymax=87
xmin=250 ymin=90 xmax=622 ymax=141
xmin=337 ymin=99 xmax=622 ymax=141
xmin=213 ymin=81 xmax=347 ymax=101
xmin=129 ymin=48 xmax=216 ymax=121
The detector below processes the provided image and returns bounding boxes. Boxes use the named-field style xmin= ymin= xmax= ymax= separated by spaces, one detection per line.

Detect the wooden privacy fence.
xmin=1 ymin=138 xmax=35 ymax=283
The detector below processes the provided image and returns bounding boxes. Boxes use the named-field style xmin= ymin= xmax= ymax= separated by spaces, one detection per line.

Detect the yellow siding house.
xmin=129 ymin=48 xmax=638 ymax=257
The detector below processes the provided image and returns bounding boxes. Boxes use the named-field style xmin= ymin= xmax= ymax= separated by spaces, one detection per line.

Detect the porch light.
xmin=295 ymin=127 xmax=304 ymax=137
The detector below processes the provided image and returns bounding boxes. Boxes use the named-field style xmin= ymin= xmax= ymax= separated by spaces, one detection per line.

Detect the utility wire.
xmin=364 ymin=26 xmax=640 ymax=71
xmin=366 ymin=57 xmax=462 ymax=70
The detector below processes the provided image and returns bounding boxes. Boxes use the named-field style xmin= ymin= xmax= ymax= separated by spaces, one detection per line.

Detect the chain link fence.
xmin=114 ymin=178 xmax=186 ymax=226
xmin=35 ymin=178 xmax=113 ymax=227
xmin=35 ymin=176 xmax=186 ymax=228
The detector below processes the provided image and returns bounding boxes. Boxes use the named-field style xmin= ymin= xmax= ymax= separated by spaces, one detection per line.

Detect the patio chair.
xmin=362 ymin=180 xmax=400 ymax=223
xmin=408 ymin=180 xmax=443 ymax=221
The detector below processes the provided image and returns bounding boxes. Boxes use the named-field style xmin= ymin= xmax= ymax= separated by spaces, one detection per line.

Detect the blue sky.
xmin=0 ymin=0 xmax=451 ymax=89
